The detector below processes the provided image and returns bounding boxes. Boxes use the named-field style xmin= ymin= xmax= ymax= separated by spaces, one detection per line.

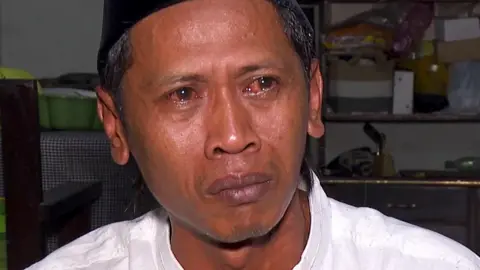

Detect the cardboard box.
xmin=435 ymin=17 xmax=480 ymax=42
xmin=437 ymin=38 xmax=480 ymax=63
xmin=328 ymin=53 xmax=394 ymax=81
xmin=328 ymin=54 xmax=394 ymax=114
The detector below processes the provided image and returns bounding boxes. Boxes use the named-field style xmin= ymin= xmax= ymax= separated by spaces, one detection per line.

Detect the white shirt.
xmin=28 ymin=173 xmax=480 ymax=269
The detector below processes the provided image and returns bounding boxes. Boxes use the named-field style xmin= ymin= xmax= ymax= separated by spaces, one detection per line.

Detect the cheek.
xmin=127 ymin=95 xmax=204 ymax=164
xmin=121 ymin=89 xmax=206 ymax=211
xmin=130 ymin=113 xmax=205 ymax=196
xmin=255 ymin=99 xmax=308 ymax=168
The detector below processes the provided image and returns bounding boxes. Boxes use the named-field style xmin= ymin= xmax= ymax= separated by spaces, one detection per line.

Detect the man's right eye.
xmin=167 ymin=87 xmax=198 ymax=103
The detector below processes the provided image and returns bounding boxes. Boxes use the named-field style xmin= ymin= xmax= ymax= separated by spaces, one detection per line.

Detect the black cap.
xmin=97 ymin=0 xmax=185 ymax=81
xmin=97 ymin=0 xmax=307 ymax=82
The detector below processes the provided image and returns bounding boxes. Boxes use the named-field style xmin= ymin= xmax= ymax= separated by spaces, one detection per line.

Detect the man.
xmin=28 ymin=0 xmax=480 ymax=269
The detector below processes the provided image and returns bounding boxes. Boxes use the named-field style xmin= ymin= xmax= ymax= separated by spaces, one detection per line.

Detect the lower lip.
xmin=216 ymin=181 xmax=271 ymax=206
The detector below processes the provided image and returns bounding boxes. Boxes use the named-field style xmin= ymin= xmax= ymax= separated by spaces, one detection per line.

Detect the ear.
xmin=96 ymin=86 xmax=130 ymax=165
xmin=307 ymin=60 xmax=324 ymax=139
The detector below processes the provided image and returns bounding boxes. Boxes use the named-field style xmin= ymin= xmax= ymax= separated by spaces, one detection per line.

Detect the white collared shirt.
xmin=28 ymin=172 xmax=480 ymax=269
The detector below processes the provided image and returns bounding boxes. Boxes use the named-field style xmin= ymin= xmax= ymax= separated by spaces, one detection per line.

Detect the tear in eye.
xmin=245 ymin=76 xmax=278 ymax=95
xmin=167 ymin=87 xmax=197 ymax=102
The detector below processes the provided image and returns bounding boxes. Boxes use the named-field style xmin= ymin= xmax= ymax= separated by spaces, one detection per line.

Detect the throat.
xmin=170 ymin=190 xmax=311 ymax=270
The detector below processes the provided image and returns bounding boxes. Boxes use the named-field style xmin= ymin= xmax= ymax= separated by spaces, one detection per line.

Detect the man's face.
xmin=103 ymin=0 xmax=323 ymax=243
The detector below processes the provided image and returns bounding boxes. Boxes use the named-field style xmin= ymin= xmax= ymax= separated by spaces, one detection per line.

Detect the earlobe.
xmin=96 ymin=86 xmax=130 ymax=165
xmin=307 ymin=111 xmax=324 ymax=138
xmin=307 ymin=60 xmax=324 ymax=139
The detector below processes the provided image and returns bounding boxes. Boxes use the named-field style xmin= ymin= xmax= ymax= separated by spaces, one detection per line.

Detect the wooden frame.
xmin=0 ymin=79 xmax=102 ymax=269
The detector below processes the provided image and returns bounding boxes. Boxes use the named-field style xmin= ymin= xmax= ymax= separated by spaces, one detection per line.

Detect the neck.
xmin=170 ymin=189 xmax=311 ymax=270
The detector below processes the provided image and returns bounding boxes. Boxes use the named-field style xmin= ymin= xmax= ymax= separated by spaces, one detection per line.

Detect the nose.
xmin=204 ymin=98 xmax=261 ymax=159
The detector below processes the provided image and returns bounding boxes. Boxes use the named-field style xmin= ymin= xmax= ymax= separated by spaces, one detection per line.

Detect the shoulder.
xmin=328 ymin=199 xmax=480 ymax=269
xmin=26 ymin=210 xmax=170 ymax=270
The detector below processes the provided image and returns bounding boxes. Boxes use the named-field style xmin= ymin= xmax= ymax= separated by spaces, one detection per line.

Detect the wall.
xmin=326 ymin=3 xmax=480 ymax=171
xmin=0 ymin=0 xmax=103 ymax=77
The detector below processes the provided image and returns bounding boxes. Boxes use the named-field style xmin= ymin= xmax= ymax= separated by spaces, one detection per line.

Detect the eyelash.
xmin=163 ymin=75 xmax=281 ymax=106
xmin=246 ymin=76 xmax=280 ymax=94
xmin=166 ymin=87 xmax=199 ymax=106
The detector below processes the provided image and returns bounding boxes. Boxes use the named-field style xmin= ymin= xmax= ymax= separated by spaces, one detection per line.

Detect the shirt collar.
xmin=157 ymin=170 xmax=331 ymax=269
xmin=294 ymin=170 xmax=331 ymax=269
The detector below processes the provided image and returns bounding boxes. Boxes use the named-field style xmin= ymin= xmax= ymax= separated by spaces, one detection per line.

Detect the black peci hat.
xmin=97 ymin=0 xmax=184 ymax=82
xmin=97 ymin=0 xmax=308 ymax=83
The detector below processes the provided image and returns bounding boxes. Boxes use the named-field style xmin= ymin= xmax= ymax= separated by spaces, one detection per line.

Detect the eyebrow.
xmin=236 ymin=61 xmax=284 ymax=77
xmin=142 ymin=60 xmax=285 ymax=89
xmin=141 ymin=74 xmax=206 ymax=90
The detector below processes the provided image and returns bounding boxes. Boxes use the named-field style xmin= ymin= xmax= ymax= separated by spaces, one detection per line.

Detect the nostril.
xmin=244 ymin=142 xmax=257 ymax=152
xmin=212 ymin=142 xmax=258 ymax=157
xmin=213 ymin=147 xmax=227 ymax=156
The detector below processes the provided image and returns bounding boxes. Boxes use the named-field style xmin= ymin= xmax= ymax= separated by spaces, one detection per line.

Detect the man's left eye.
xmin=244 ymin=76 xmax=278 ymax=95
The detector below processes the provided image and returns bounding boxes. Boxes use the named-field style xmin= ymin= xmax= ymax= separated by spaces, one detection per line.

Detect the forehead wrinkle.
xmin=136 ymin=0 xmax=283 ymax=48
xmin=128 ymin=0 xmax=301 ymax=89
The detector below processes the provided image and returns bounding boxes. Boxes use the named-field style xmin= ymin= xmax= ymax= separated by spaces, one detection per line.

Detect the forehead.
xmin=128 ymin=0 xmax=296 ymax=74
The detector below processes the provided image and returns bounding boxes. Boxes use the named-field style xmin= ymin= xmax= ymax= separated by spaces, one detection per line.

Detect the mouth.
xmin=207 ymin=173 xmax=272 ymax=206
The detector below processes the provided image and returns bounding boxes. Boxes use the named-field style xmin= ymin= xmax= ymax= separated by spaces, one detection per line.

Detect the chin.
xmin=192 ymin=182 xmax=297 ymax=244
xmin=203 ymin=203 xmax=288 ymax=244
xmin=210 ymin=223 xmax=275 ymax=244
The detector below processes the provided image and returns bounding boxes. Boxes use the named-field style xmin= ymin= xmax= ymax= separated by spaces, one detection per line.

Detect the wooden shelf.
xmin=318 ymin=0 xmax=464 ymax=2
xmin=298 ymin=0 xmax=474 ymax=4
xmin=320 ymin=177 xmax=480 ymax=187
xmin=323 ymin=113 xmax=480 ymax=123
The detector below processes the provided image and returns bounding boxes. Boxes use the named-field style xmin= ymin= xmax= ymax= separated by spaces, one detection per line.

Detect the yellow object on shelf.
xmin=0 ymin=67 xmax=42 ymax=91
xmin=398 ymin=41 xmax=449 ymax=96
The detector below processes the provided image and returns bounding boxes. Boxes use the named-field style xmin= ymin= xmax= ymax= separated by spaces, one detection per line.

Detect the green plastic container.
xmin=38 ymin=95 xmax=51 ymax=129
xmin=43 ymin=89 xmax=97 ymax=130
xmin=92 ymin=113 xmax=103 ymax=130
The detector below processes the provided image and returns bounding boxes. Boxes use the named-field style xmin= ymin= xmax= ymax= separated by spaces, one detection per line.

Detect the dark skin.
xmin=96 ymin=0 xmax=324 ymax=269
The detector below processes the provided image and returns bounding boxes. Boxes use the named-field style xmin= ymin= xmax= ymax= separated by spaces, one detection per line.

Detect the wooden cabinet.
xmin=322 ymin=183 xmax=480 ymax=254
xmin=366 ymin=186 xmax=468 ymax=222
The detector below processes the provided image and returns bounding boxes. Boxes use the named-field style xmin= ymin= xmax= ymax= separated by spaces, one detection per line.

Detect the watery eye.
xmin=167 ymin=87 xmax=197 ymax=102
xmin=245 ymin=76 xmax=278 ymax=95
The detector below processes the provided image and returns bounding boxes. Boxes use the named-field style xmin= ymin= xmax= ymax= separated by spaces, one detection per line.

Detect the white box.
xmin=435 ymin=17 xmax=480 ymax=41
xmin=393 ymin=71 xmax=414 ymax=114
